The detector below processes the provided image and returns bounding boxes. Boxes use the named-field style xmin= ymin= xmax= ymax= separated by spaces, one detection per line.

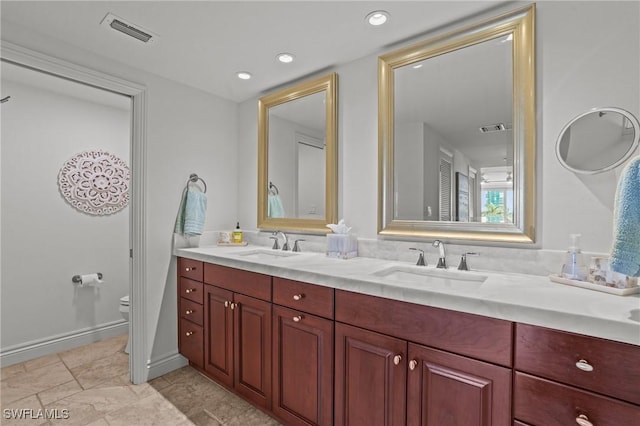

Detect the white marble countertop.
xmin=174 ymin=245 xmax=640 ymax=346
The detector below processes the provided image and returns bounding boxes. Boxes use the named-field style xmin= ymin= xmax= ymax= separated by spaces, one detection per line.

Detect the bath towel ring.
xmin=187 ymin=173 xmax=207 ymax=193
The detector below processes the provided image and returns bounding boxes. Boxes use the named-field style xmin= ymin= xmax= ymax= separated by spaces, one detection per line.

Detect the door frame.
xmin=1 ymin=41 xmax=148 ymax=384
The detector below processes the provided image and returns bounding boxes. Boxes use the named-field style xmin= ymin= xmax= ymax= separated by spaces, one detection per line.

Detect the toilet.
xmin=119 ymin=295 xmax=130 ymax=354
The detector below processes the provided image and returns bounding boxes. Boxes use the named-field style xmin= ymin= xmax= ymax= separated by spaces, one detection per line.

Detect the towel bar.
xmin=187 ymin=173 xmax=207 ymax=193
xmin=269 ymin=181 xmax=279 ymax=195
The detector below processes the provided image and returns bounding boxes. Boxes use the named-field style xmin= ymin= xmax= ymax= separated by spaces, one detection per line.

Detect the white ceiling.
xmin=0 ymin=0 xmax=506 ymax=103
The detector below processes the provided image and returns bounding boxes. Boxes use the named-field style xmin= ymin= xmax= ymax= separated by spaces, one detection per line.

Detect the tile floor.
xmin=1 ymin=334 xmax=281 ymax=425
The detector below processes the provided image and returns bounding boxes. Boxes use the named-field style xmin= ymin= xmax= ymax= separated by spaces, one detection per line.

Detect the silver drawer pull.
xmin=409 ymin=360 xmax=418 ymax=371
xmin=293 ymin=315 xmax=303 ymax=322
xmin=293 ymin=294 xmax=304 ymax=301
xmin=224 ymin=301 xmax=229 ymax=308
xmin=575 ymin=359 xmax=594 ymax=372
xmin=185 ymin=310 xmax=193 ymax=315
xmin=576 ymin=414 xmax=593 ymax=426
xmin=393 ymin=354 xmax=402 ymax=365
xmin=185 ymin=331 xmax=194 ymax=337
xmin=185 ymin=266 xmax=197 ymax=271
xmin=185 ymin=288 xmax=196 ymax=294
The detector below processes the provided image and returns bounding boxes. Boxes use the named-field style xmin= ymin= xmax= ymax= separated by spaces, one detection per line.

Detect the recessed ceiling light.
xmin=237 ymin=72 xmax=252 ymax=80
xmin=277 ymin=53 xmax=294 ymax=63
xmin=365 ymin=10 xmax=389 ymax=26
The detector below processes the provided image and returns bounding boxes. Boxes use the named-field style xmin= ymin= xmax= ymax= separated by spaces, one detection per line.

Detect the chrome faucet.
xmin=409 ymin=248 xmax=426 ymax=266
xmin=457 ymin=252 xmax=479 ymax=271
xmin=292 ymin=239 xmax=305 ymax=252
xmin=432 ymin=240 xmax=447 ymax=269
xmin=271 ymin=231 xmax=289 ymax=251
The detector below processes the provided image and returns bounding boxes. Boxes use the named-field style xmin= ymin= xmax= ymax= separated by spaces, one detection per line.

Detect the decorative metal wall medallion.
xmin=58 ymin=150 xmax=130 ymax=215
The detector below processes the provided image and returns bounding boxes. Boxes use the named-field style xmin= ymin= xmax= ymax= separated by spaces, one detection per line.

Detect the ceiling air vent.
xmin=479 ymin=123 xmax=511 ymax=133
xmin=100 ymin=13 xmax=158 ymax=43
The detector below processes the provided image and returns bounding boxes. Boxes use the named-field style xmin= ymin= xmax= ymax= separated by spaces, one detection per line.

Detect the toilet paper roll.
xmin=80 ymin=273 xmax=103 ymax=286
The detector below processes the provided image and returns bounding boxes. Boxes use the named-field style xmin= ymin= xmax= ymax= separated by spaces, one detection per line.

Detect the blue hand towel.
xmin=268 ymin=193 xmax=286 ymax=218
xmin=609 ymin=156 xmax=640 ymax=276
xmin=174 ymin=190 xmax=207 ymax=235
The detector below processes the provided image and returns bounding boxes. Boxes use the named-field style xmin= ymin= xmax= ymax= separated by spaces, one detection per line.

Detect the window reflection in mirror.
xmin=393 ymin=34 xmax=514 ymax=224
xmin=379 ymin=5 xmax=536 ymax=243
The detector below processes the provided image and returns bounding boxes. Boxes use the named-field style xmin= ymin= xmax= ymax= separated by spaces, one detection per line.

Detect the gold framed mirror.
xmin=258 ymin=72 xmax=338 ymax=233
xmin=378 ymin=5 xmax=536 ymax=243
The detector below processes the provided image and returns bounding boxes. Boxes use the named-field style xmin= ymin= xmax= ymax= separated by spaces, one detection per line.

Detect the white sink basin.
xmin=236 ymin=249 xmax=301 ymax=260
xmin=372 ymin=265 xmax=488 ymax=287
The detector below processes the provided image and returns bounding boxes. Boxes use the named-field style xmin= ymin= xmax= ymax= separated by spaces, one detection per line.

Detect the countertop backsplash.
xmin=177 ymin=230 xmax=610 ymax=278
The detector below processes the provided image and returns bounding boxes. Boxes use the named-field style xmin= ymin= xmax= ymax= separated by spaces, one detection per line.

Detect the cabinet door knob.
xmin=185 ymin=309 xmax=193 ymax=315
xmin=224 ymin=301 xmax=229 ymax=308
xmin=185 ymin=288 xmax=196 ymax=294
xmin=293 ymin=294 xmax=304 ymax=301
xmin=575 ymin=414 xmax=593 ymax=426
xmin=293 ymin=315 xmax=303 ymax=322
xmin=185 ymin=266 xmax=197 ymax=271
xmin=230 ymin=302 xmax=238 ymax=310
xmin=409 ymin=360 xmax=418 ymax=370
xmin=185 ymin=331 xmax=194 ymax=337
xmin=575 ymin=359 xmax=594 ymax=372
xmin=393 ymin=354 xmax=402 ymax=365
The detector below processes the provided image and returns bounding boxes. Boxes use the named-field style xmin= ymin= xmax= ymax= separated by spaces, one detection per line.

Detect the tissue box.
xmin=326 ymin=234 xmax=357 ymax=259
xmin=588 ymin=257 xmax=638 ymax=289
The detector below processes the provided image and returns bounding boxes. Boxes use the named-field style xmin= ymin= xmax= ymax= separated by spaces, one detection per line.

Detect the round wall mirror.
xmin=556 ymin=107 xmax=640 ymax=174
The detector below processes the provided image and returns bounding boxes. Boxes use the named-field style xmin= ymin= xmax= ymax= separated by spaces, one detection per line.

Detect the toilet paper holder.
xmin=72 ymin=273 xmax=103 ymax=284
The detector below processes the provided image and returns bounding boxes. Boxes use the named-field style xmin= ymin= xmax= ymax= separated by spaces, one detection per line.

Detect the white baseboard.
xmin=0 ymin=320 xmax=128 ymax=367
xmin=146 ymin=351 xmax=188 ymax=381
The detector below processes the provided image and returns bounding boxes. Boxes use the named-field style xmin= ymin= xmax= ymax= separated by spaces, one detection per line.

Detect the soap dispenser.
xmin=561 ymin=234 xmax=588 ymax=281
xmin=232 ymin=222 xmax=243 ymax=244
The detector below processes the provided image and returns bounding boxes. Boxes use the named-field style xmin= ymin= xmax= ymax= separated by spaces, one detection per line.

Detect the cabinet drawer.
xmin=178 ymin=257 xmax=203 ymax=281
xmin=180 ymin=297 xmax=203 ymax=326
xmin=273 ymin=277 xmax=334 ymax=319
xmin=179 ymin=277 xmax=204 ymax=304
xmin=515 ymin=323 xmax=640 ymax=404
xmin=204 ymin=263 xmax=271 ymax=301
xmin=514 ymin=372 xmax=640 ymax=426
xmin=335 ymin=290 xmax=512 ymax=366
xmin=179 ymin=318 xmax=203 ymax=368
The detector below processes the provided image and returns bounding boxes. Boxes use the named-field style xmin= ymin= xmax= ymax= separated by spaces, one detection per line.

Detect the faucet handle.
xmin=292 ymin=239 xmax=305 ymax=252
xmin=269 ymin=236 xmax=280 ymax=250
xmin=409 ymin=248 xmax=426 ymax=266
xmin=458 ymin=252 xmax=479 ymax=271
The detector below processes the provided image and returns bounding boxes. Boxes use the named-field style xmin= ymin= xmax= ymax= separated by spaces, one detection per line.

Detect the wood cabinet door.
xmin=233 ymin=293 xmax=272 ymax=410
xmin=273 ymin=305 xmax=334 ymax=426
xmin=204 ymin=284 xmax=234 ymax=387
xmin=335 ymin=322 xmax=407 ymax=426
xmin=406 ymin=343 xmax=511 ymax=426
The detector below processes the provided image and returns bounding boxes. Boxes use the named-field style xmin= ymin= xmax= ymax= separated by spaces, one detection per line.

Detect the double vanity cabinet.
xmin=177 ymin=256 xmax=640 ymax=426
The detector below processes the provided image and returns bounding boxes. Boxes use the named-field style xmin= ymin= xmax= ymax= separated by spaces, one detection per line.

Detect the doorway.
xmin=0 ymin=42 xmax=147 ymax=383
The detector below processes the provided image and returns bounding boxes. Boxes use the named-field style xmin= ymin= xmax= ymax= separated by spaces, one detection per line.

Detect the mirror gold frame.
xmin=378 ymin=5 xmax=536 ymax=243
xmin=258 ymin=72 xmax=338 ymax=233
